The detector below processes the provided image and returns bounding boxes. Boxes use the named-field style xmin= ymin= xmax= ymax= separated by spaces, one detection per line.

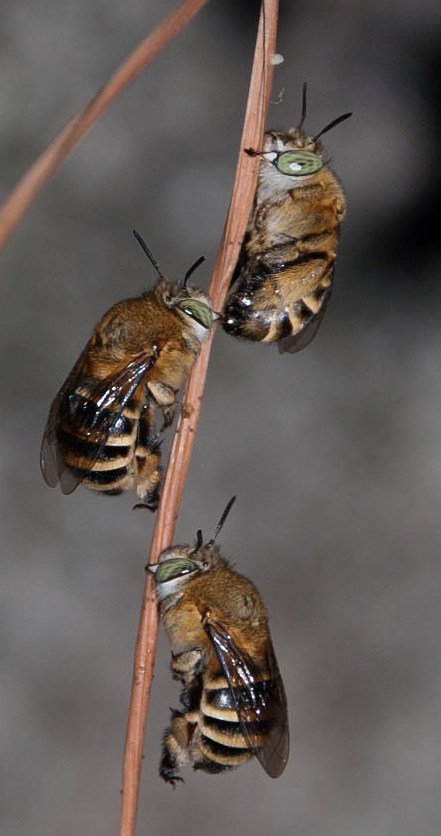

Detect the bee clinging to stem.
xmin=40 ymin=231 xmax=213 ymax=509
xmin=150 ymin=497 xmax=289 ymax=784
xmin=223 ymin=84 xmax=351 ymax=353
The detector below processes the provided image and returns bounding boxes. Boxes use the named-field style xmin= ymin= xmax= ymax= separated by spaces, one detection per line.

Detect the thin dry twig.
xmin=0 ymin=0 xmax=209 ymax=254
xmin=119 ymin=1 xmax=279 ymax=833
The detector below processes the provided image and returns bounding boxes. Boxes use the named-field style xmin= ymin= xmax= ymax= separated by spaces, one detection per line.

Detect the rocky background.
xmin=1 ymin=1 xmax=441 ymax=833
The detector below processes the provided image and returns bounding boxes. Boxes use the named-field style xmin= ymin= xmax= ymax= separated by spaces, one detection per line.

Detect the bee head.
xmin=150 ymin=548 xmax=203 ymax=601
xmin=174 ymin=290 xmax=214 ymax=333
xmin=247 ymin=84 xmax=351 ymax=180
xmin=174 ymin=255 xmax=214 ymax=332
xmin=150 ymin=497 xmax=236 ymax=601
xmin=133 ymin=231 xmax=214 ymax=336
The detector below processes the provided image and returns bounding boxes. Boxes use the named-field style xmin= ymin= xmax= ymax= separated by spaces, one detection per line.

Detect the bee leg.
xmin=140 ymin=396 xmax=158 ymax=441
xmin=134 ymin=474 xmax=161 ymax=510
xmin=133 ymin=474 xmax=161 ymax=509
xmin=171 ymin=649 xmax=204 ymax=686
xmin=147 ymin=381 xmax=177 ymax=429
xmin=179 ymin=685 xmax=200 ymax=712
xmin=133 ymin=497 xmax=159 ymax=512
xmin=160 ymin=710 xmax=197 ymax=785
xmin=161 ymin=405 xmax=176 ymax=431
xmin=133 ymin=417 xmax=163 ymax=510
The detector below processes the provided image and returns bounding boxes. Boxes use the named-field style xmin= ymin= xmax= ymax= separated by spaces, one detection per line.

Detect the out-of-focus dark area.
xmin=1 ymin=1 xmax=441 ymax=833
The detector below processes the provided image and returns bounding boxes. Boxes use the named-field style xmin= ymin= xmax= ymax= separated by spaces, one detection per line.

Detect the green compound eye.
xmin=155 ymin=557 xmax=199 ymax=584
xmin=274 ymin=150 xmax=323 ymax=177
xmin=178 ymin=299 xmax=213 ymax=329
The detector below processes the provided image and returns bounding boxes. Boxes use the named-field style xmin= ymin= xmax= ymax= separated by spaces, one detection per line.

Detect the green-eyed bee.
xmin=223 ymin=86 xmax=351 ymax=353
xmin=150 ymin=499 xmax=289 ymax=783
xmin=41 ymin=232 xmax=213 ymax=509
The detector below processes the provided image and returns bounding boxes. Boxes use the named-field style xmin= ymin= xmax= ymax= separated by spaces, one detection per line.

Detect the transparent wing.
xmin=40 ymin=342 xmax=159 ymax=494
xmin=205 ymin=619 xmax=289 ymax=778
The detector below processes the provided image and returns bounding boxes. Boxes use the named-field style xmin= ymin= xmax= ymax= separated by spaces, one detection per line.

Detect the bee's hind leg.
xmin=160 ymin=710 xmax=197 ymax=786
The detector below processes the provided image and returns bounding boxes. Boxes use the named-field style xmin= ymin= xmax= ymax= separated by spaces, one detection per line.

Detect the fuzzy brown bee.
xmin=223 ymin=86 xmax=351 ymax=353
xmin=40 ymin=232 xmax=213 ymax=509
xmin=150 ymin=499 xmax=289 ymax=784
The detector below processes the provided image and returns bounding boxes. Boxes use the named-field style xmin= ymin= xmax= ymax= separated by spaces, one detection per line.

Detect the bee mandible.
xmin=223 ymin=85 xmax=351 ymax=353
xmin=40 ymin=231 xmax=213 ymax=509
xmin=150 ymin=497 xmax=289 ymax=784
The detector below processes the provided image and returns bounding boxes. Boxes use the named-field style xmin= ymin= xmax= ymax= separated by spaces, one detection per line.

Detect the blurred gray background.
xmin=1 ymin=0 xmax=441 ymax=833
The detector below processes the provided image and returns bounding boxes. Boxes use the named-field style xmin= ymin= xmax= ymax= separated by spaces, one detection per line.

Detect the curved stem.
xmin=118 ymin=2 xmax=279 ymax=833
xmin=0 ymin=0 xmax=209 ymax=254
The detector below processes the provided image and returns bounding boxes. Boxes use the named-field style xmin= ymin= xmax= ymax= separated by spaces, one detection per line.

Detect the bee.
xmin=150 ymin=498 xmax=289 ymax=784
xmin=40 ymin=231 xmax=213 ymax=509
xmin=223 ymin=85 xmax=351 ymax=353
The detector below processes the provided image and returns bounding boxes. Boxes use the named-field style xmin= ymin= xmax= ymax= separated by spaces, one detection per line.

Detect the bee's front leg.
xmin=171 ymin=649 xmax=204 ymax=686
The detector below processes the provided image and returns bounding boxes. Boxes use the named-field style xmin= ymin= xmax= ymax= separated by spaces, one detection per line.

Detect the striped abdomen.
xmin=192 ymin=671 xmax=270 ymax=773
xmin=59 ymin=386 xmax=161 ymax=507
xmin=223 ymin=227 xmax=337 ymax=353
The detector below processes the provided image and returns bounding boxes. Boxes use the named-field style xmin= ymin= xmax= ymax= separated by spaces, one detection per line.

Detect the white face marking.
xmin=241 ymin=296 xmax=251 ymax=306
xmin=186 ymin=317 xmax=210 ymax=343
xmin=178 ymin=290 xmax=213 ymax=344
xmin=264 ymin=135 xmax=289 ymax=154
xmin=155 ymin=576 xmax=186 ymax=602
xmin=257 ymin=147 xmax=316 ymax=203
xmin=257 ymin=138 xmax=301 ymax=202
xmin=154 ymin=547 xmax=202 ymax=602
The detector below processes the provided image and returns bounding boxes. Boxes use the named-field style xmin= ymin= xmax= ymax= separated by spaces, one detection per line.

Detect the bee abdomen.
xmin=57 ymin=429 xmax=131 ymax=465
xmin=197 ymin=732 xmax=252 ymax=770
xmin=197 ymin=685 xmax=252 ymax=769
xmin=200 ymin=712 xmax=264 ymax=748
xmin=81 ymin=463 xmax=129 ymax=487
xmin=200 ymin=679 xmax=268 ymax=755
xmin=202 ymin=682 xmax=239 ymax=717
xmin=223 ymin=287 xmax=301 ymax=344
xmin=59 ymin=392 xmax=141 ymax=493
xmin=223 ymin=254 xmax=333 ymax=345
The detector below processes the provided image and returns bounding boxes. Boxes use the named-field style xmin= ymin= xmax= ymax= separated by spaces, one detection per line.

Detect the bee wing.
xmin=205 ymin=619 xmax=289 ymax=778
xmin=278 ymin=285 xmax=332 ymax=354
xmin=40 ymin=343 xmax=159 ymax=493
xmin=40 ymin=345 xmax=92 ymax=493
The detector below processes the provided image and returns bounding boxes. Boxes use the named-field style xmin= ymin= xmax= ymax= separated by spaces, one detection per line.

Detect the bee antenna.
xmin=313 ymin=111 xmax=352 ymax=143
xmin=133 ymin=229 xmax=166 ymax=281
xmin=298 ymin=82 xmax=308 ymax=131
xmin=189 ymin=529 xmax=204 ymax=556
xmin=182 ymin=255 xmax=206 ymax=290
xmin=206 ymin=496 xmax=236 ymax=547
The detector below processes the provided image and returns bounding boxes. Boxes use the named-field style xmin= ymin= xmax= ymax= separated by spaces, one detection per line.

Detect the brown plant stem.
xmin=0 ymin=0 xmax=209 ymax=254
xmin=119 ymin=1 xmax=279 ymax=833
